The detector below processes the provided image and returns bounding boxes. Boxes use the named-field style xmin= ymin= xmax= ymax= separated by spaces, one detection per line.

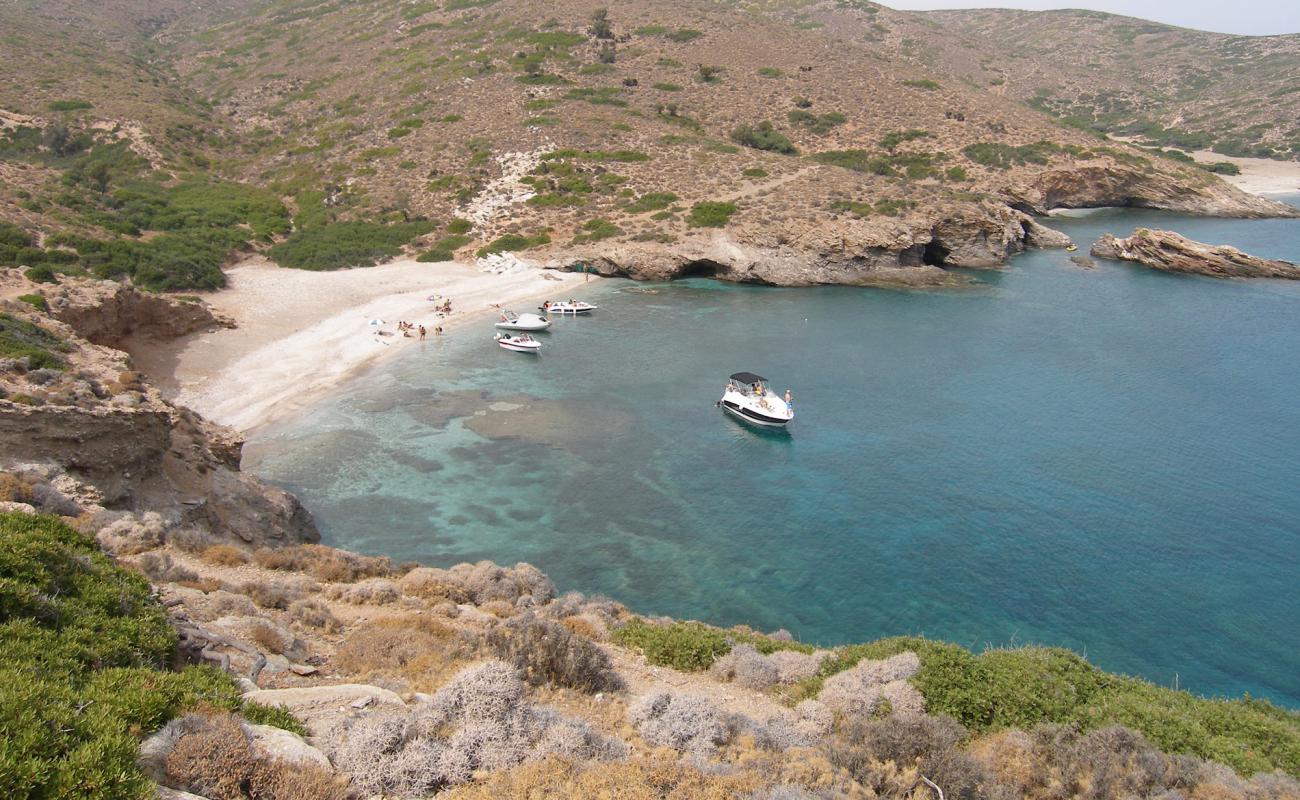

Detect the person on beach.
xmin=435 ymin=325 xmax=443 ymax=336
xmin=419 ymin=325 xmax=426 ymax=340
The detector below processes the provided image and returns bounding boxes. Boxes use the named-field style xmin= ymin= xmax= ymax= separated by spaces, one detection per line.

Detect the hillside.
xmin=1 ymin=0 xmax=1293 ymax=293
xmin=923 ymin=8 xmax=1300 ymax=161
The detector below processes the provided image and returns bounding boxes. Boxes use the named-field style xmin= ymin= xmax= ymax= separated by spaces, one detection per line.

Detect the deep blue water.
xmin=246 ymin=198 xmax=1300 ymax=708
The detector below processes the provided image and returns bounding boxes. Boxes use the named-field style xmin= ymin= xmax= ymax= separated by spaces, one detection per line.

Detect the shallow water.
xmin=247 ymin=198 xmax=1300 ymax=707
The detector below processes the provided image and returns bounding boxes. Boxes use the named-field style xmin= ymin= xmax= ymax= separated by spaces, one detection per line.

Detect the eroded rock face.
xmin=41 ymin=278 xmax=233 ymax=347
xmin=550 ymin=201 xmax=1072 ymax=287
xmin=0 ymin=277 xmax=317 ymax=546
xmin=1091 ymin=229 xmax=1300 ymax=279
xmin=1003 ymin=162 xmax=1298 ymax=219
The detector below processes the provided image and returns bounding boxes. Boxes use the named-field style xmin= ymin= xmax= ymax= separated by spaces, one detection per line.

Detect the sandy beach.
xmin=149 ymin=257 xmax=597 ymax=432
xmin=1189 ymin=151 xmax=1300 ymax=195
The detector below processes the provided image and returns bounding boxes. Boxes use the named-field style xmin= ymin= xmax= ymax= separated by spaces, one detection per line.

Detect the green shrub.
xmin=612 ymin=618 xmax=811 ymax=671
xmin=16 ymin=294 xmax=48 ymax=312
xmin=268 ymin=221 xmax=435 ymax=270
xmin=730 ymin=122 xmax=797 ymax=154
xmin=241 ymin=701 xmax=309 ymax=738
xmin=475 ymin=232 xmax=551 ymax=258
xmin=1201 ymin=161 xmax=1241 ymax=175
xmin=24 ymin=264 xmax=58 ymax=284
xmin=686 ymin=201 xmax=738 ymax=228
xmin=757 ymin=67 xmax=783 ymax=78
xmin=787 ymin=110 xmax=846 ymax=135
xmin=46 ymin=100 xmax=94 ymax=112
xmin=903 ymin=78 xmax=940 ymax=90
xmin=962 ymin=141 xmax=1064 ymax=169
xmin=668 ymin=28 xmax=703 ymax=43
xmin=0 ymin=313 xmax=70 ymax=370
xmin=447 ymin=217 xmax=473 ymax=234
xmin=881 ymin=129 xmax=931 ymax=150
xmin=0 ymin=512 xmax=251 ymax=799
xmin=415 ymin=234 xmax=473 ymax=262
xmin=697 ymin=65 xmax=723 ymax=83
xmin=540 ymin=149 xmax=649 ymax=162
xmin=623 ymin=192 xmax=677 ymax=213
xmin=652 ymin=82 xmax=682 ymax=92
xmin=741 ymin=167 xmax=768 ymax=178
xmin=800 ymin=635 xmax=1300 ymax=777
xmin=571 ymin=218 xmax=622 ymax=244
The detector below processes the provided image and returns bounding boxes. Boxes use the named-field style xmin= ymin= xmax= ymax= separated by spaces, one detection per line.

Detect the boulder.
xmin=242 ymin=684 xmax=406 ymax=737
xmin=1091 ymin=229 xmax=1300 ymax=279
xmin=243 ymin=722 xmax=331 ymax=768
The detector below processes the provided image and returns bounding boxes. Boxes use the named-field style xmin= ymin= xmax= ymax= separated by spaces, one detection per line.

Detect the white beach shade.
xmin=368 ymin=318 xmax=385 ymax=326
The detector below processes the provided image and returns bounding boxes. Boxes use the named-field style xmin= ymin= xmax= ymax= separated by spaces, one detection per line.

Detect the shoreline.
xmin=1190 ymin=151 xmax=1300 ymax=196
xmin=144 ymin=256 xmax=599 ymax=433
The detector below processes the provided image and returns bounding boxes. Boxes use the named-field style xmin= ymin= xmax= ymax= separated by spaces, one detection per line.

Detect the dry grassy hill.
xmin=0 ymin=0 xmax=1293 ymax=291
xmin=921 ymin=8 xmax=1300 ymax=161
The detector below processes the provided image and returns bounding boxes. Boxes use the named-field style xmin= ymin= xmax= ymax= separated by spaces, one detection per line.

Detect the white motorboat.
xmin=540 ymin=299 xmax=597 ymax=315
xmin=495 ymin=333 xmax=542 ymax=353
xmin=494 ymin=310 xmax=551 ymax=331
xmin=718 ymin=372 xmax=794 ymax=427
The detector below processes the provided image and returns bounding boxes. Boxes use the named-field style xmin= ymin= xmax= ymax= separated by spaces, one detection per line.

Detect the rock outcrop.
xmin=550 ymin=201 xmax=1073 ymax=287
xmin=1091 ymin=229 xmax=1300 ymax=279
xmin=1002 ymin=161 xmax=1298 ymax=219
xmin=0 ymin=275 xmax=317 ymax=546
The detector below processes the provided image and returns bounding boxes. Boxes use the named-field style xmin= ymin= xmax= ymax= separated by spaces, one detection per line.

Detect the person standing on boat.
xmin=784 ymin=389 xmax=793 ymax=408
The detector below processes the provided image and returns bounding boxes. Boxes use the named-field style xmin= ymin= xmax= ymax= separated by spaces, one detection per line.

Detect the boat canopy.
xmin=729 ymin=372 xmax=767 ymax=385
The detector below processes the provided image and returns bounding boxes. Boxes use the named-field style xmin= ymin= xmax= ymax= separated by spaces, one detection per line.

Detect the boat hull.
xmin=498 ymin=342 xmax=540 ymax=352
xmin=721 ymin=399 xmax=790 ymax=426
xmin=495 ymin=321 xmax=551 ymax=331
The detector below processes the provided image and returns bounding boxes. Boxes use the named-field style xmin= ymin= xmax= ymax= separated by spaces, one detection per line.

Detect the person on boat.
xmin=784 ymin=389 xmax=793 ymax=406
xmin=755 ymin=381 xmax=764 ymax=396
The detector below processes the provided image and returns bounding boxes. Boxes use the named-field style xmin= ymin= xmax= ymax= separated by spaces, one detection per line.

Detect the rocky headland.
xmin=1091 ymin=229 xmax=1300 ymax=279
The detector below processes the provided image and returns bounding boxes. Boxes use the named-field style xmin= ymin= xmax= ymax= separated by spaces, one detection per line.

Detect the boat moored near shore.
xmin=540 ymin=299 xmax=597 ymax=315
xmin=718 ymin=372 xmax=794 ymax=427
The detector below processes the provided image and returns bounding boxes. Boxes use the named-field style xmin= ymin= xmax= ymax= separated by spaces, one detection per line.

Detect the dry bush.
xmin=827 ymin=713 xmax=989 ymax=800
xmin=135 ymin=552 xmax=200 ymax=583
xmin=164 ymin=712 xmax=257 ymax=799
xmin=629 ymin=691 xmax=734 ymax=755
xmin=486 ymin=612 xmax=624 ymax=694
xmin=768 ymin=650 xmax=828 ymax=684
xmin=818 ymin=652 xmax=924 ymax=720
xmin=255 ymin=544 xmax=393 ymax=583
xmin=400 ymin=561 xmax=555 ymax=606
xmin=208 ymin=590 xmax=258 ymax=618
xmin=169 ymin=527 xmax=218 ymax=553
xmin=238 ymin=580 xmax=303 ymax=610
xmin=438 ymin=754 xmax=767 ymax=800
xmin=339 ymin=578 xmax=401 ymax=605
xmin=202 ymin=544 xmax=249 ymax=566
xmin=968 ymin=723 xmax=1300 ymax=800
xmin=328 ymin=661 xmax=624 ymax=796
xmin=288 ymin=598 xmax=343 ymax=633
xmin=93 ymin=511 xmax=165 ymax=555
xmin=711 ymin=643 xmax=780 ymax=690
xmin=0 ymin=472 xmax=33 ymax=503
xmin=251 ymin=621 xmax=291 ymax=655
xmin=560 ymin=615 xmax=602 ymax=640
xmin=28 ymin=483 xmax=81 ymax=516
xmin=176 ymin=577 xmax=223 ymax=593
xmin=249 ymin=760 xmax=350 ymax=800
xmin=332 ymin=615 xmax=462 ymax=681
xmin=481 ymin=599 xmax=518 ymax=618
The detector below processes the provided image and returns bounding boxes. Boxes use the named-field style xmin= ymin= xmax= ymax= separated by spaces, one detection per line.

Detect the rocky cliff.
xmin=1091 ymin=229 xmax=1300 ymax=279
xmin=0 ymin=270 xmax=317 ymax=546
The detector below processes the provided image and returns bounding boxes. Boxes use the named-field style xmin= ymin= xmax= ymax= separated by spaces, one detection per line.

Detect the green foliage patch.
xmin=623 ymin=192 xmax=678 ymax=213
xmin=962 ymin=141 xmax=1069 ymax=169
xmin=611 ymin=618 xmax=813 ymax=672
xmin=268 ymin=221 xmax=435 ymax=270
xmin=541 ymin=149 xmax=650 ymax=162
xmin=0 ymin=313 xmax=71 ymax=370
xmin=731 ymin=122 xmax=797 ymax=154
xmin=475 ymin=232 xmax=551 ymax=257
xmin=570 ymin=218 xmax=622 ymax=244
xmin=686 ymin=201 xmax=738 ymax=228
xmin=799 ymin=636 xmax=1300 ymax=777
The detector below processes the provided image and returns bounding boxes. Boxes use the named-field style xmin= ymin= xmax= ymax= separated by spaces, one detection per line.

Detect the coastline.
xmin=146 ymin=256 xmax=599 ymax=433
xmin=1190 ymin=151 xmax=1300 ymax=195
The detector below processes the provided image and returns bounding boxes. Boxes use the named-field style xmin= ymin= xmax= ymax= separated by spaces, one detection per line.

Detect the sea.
xmin=245 ymin=196 xmax=1300 ymax=708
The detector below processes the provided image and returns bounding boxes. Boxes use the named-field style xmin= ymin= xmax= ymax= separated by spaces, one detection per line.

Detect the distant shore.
xmin=1191 ymin=151 xmax=1300 ymax=196
xmin=144 ymin=257 xmax=597 ymax=433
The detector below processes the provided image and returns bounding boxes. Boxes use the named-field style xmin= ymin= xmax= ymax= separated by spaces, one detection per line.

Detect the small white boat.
xmin=495 ymin=333 xmax=541 ymax=353
xmin=718 ymin=372 xmax=794 ymax=427
xmin=494 ymin=310 xmax=552 ymax=331
xmin=540 ymin=300 xmax=597 ymax=315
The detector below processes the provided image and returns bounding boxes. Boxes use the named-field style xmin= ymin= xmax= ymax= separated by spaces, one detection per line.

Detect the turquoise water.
xmin=246 ymin=198 xmax=1300 ymax=708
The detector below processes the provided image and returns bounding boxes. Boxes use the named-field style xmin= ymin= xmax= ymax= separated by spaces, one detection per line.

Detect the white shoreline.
xmin=158 ymin=257 xmax=598 ymax=433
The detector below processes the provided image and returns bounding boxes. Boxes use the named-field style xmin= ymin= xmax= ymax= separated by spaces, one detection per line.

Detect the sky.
xmin=880 ymin=0 xmax=1300 ymax=36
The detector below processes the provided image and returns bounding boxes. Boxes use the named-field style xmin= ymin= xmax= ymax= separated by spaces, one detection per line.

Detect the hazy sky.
xmin=881 ymin=1 xmax=1300 ymax=36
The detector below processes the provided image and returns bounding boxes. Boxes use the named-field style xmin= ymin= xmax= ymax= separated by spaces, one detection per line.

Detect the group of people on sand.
xmin=397 ymin=320 xmax=440 ymax=340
